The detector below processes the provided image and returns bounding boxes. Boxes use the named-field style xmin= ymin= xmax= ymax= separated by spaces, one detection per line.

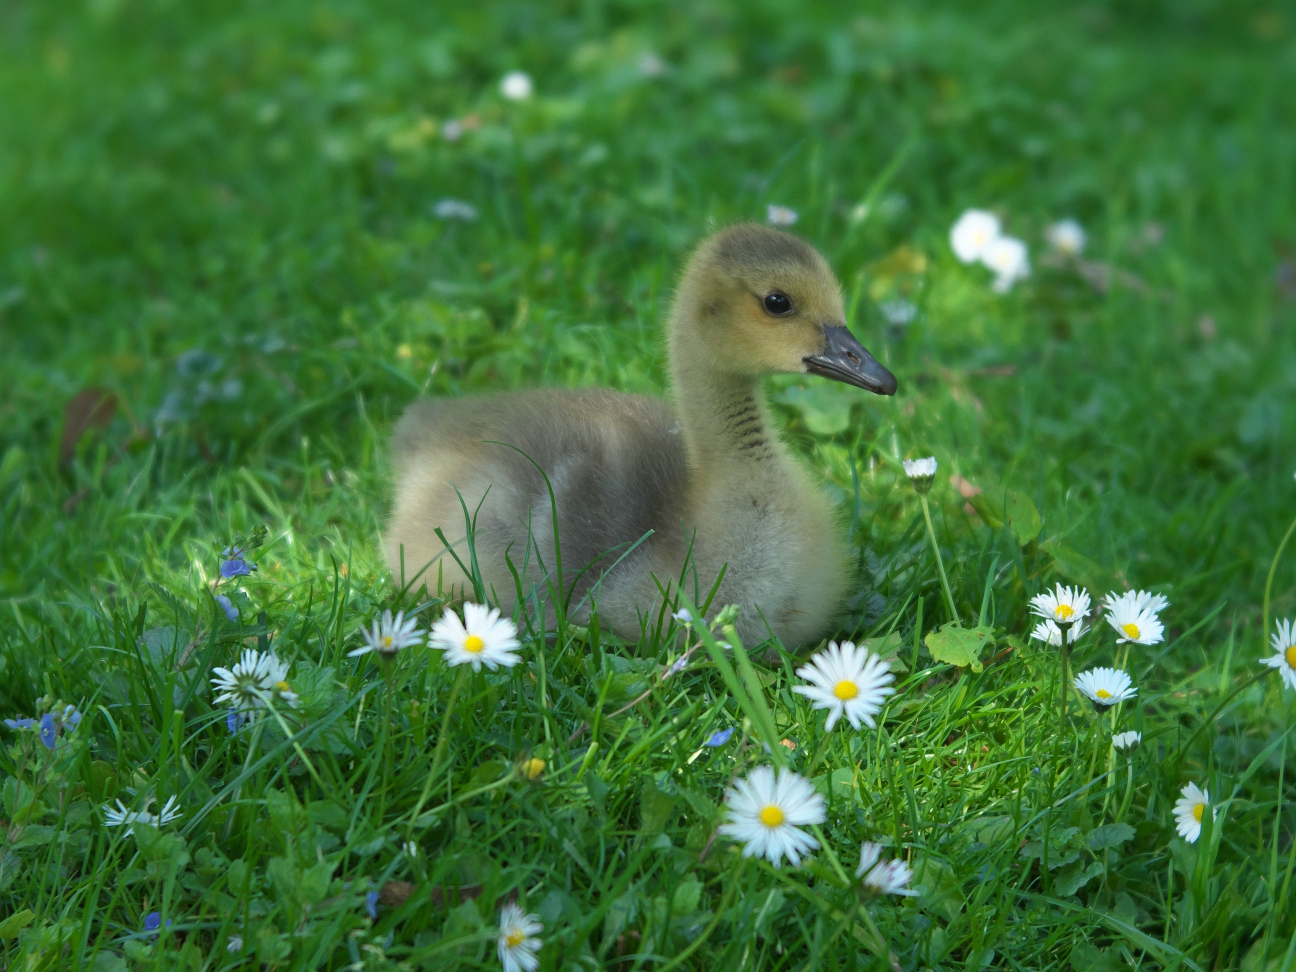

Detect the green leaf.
xmin=774 ymin=384 xmax=853 ymax=435
xmin=0 ymin=908 xmax=34 ymax=940
xmin=970 ymin=815 xmax=1016 ymax=844
xmin=469 ymin=760 xmax=509 ymax=788
xmin=1056 ymin=859 xmax=1104 ymax=896
xmin=1167 ymin=837 xmax=1197 ymax=875
xmin=585 ymin=773 xmax=608 ymax=818
xmin=266 ymin=857 xmax=297 ymax=902
xmin=639 ymin=784 xmax=676 ymax=834
xmin=1040 ymin=539 xmax=1119 ymax=595
xmin=861 ymin=631 xmax=907 ymax=672
xmin=968 ymin=487 xmax=1041 ymax=545
xmin=0 ymin=850 xmax=18 ymax=893
xmin=1087 ymin=823 xmax=1136 ymax=850
xmin=300 ymin=859 xmax=337 ymax=904
xmin=830 ymin=767 xmax=858 ymax=799
xmin=1070 ymin=942 xmax=1123 ymax=972
xmin=673 ymin=879 xmax=703 ymax=914
xmin=90 ymin=952 xmax=129 ymax=972
xmin=911 ymin=854 xmax=965 ymax=922
xmin=86 ymin=761 xmax=118 ymax=802
xmin=137 ymin=626 xmax=190 ymax=667
xmin=924 ymin=622 xmax=993 ymax=672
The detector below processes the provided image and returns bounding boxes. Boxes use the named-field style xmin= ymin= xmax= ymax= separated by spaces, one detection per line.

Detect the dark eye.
xmin=763 ymin=293 xmax=793 ymax=315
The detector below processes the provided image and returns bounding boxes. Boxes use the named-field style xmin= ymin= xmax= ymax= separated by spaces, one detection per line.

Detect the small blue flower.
xmin=226 ymin=709 xmax=246 ymax=734
xmin=143 ymin=912 xmax=171 ymax=935
xmin=704 ymin=727 xmax=734 ymax=747
xmin=220 ymin=559 xmax=256 ymax=579
xmin=38 ymin=713 xmax=56 ymax=750
xmin=365 ymin=890 xmax=379 ymax=919
xmin=3 ymin=717 xmax=35 ymax=730
xmin=214 ymin=594 xmax=239 ymax=622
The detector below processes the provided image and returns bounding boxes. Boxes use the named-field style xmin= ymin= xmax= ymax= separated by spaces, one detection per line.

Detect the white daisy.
xmin=982 ymin=235 xmax=1030 ymax=292
xmin=154 ymin=795 xmax=183 ymax=826
xmin=1173 ymin=782 xmax=1211 ymax=843
xmin=500 ymin=71 xmax=533 ymax=101
xmin=792 ymin=641 xmax=895 ymax=731
xmin=1045 ymin=219 xmax=1086 ymax=257
xmin=497 ymin=902 xmax=543 ymax=972
xmin=1260 ymin=618 xmax=1296 ymax=691
xmin=855 ymin=842 xmax=919 ymax=896
xmin=428 ymin=603 xmax=521 ymax=671
xmin=211 ymin=649 xmax=297 ymax=713
xmin=880 ymin=298 xmax=918 ymax=325
xmin=432 ymin=199 xmax=478 ymax=222
xmin=1074 ymin=667 xmax=1137 ymax=710
xmin=856 ymin=841 xmax=883 ymax=876
xmin=1030 ymin=584 xmax=1091 ymax=628
xmin=1112 ymin=730 xmax=1142 ymax=750
xmin=1133 ymin=591 xmax=1170 ymax=614
xmin=902 ymin=456 xmax=938 ymax=495
xmin=1104 ymin=589 xmax=1169 ymax=618
xmin=1030 ymin=618 xmax=1090 ymax=647
xmin=766 ymin=204 xmax=798 ymax=227
xmin=950 ymin=209 xmax=1002 ymax=263
xmin=1103 ymin=593 xmax=1166 ymax=645
xmin=718 ymin=766 xmax=826 ymax=868
xmin=349 ymin=609 xmax=424 ymax=659
xmin=103 ymin=795 xmax=183 ymax=837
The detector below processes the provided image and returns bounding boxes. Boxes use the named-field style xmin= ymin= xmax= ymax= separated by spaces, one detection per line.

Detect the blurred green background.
xmin=2 ymin=0 xmax=1293 ymax=616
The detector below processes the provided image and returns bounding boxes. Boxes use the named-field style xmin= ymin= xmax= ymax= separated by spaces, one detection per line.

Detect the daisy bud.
xmin=902 ymin=457 xmax=937 ymax=494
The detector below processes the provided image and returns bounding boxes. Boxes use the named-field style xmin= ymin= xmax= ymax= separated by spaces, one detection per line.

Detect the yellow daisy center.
xmin=758 ymin=805 xmax=785 ymax=828
xmin=1192 ymin=804 xmax=1204 ymax=822
xmin=1055 ymin=604 xmax=1075 ymax=621
xmin=834 ymin=680 xmax=859 ymax=700
xmin=1121 ymin=623 xmax=1140 ymax=640
xmin=383 ymin=635 xmax=394 ymax=648
xmin=275 ymin=681 xmax=289 ymax=692
xmin=523 ymin=758 xmax=545 ymax=780
xmin=505 ymin=930 xmax=526 ymax=948
xmin=464 ymin=634 xmax=485 ymax=653
xmin=1286 ymin=646 xmax=1296 ymax=669
xmin=1095 ymin=689 xmax=1112 ymax=700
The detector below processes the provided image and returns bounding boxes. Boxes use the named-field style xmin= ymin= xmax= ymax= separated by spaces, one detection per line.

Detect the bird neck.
xmin=670 ymin=362 xmax=776 ymax=467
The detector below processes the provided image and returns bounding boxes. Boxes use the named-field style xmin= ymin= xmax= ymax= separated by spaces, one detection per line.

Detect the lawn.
xmin=2 ymin=0 xmax=1295 ymax=968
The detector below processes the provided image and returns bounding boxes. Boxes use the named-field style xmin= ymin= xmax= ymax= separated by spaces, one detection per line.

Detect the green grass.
xmin=3 ymin=0 xmax=1296 ymax=968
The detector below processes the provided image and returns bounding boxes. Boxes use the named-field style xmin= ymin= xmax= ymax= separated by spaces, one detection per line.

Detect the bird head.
xmin=671 ymin=224 xmax=897 ymax=395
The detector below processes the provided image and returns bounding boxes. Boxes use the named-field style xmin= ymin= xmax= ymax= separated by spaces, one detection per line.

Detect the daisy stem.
xmin=1262 ymin=512 xmax=1296 ymax=651
xmin=1115 ymin=758 xmax=1135 ymax=824
xmin=1100 ymin=709 xmax=1118 ymax=819
xmin=918 ymin=495 xmax=959 ymax=624
xmin=224 ymin=717 xmax=264 ymax=840
xmin=811 ymin=824 xmax=854 ymax=888
xmin=804 ymin=730 xmax=836 ymax=778
xmin=1082 ymin=712 xmax=1101 ymax=785
xmin=406 ymin=665 xmax=470 ymax=836
xmin=383 ymin=663 xmax=396 ymax=798
xmin=854 ymin=899 xmax=898 ymax=970
xmin=1056 ymin=625 xmax=1071 ymax=733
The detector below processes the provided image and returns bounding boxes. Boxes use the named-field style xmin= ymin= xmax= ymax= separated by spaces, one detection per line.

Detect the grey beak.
xmin=803 ymin=326 xmax=897 ymax=396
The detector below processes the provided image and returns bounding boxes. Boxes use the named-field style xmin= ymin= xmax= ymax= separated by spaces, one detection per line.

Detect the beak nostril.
xmin=846 ymin=352 xmax=858 ymax=363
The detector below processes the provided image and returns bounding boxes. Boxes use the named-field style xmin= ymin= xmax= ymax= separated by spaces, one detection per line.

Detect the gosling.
xmin=384 ymin=224 xmax=896 ymax=647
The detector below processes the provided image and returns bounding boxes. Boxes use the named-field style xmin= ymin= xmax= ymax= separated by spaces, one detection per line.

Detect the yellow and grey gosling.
xmin=384 ymin=223 xmax=896 ymax=646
